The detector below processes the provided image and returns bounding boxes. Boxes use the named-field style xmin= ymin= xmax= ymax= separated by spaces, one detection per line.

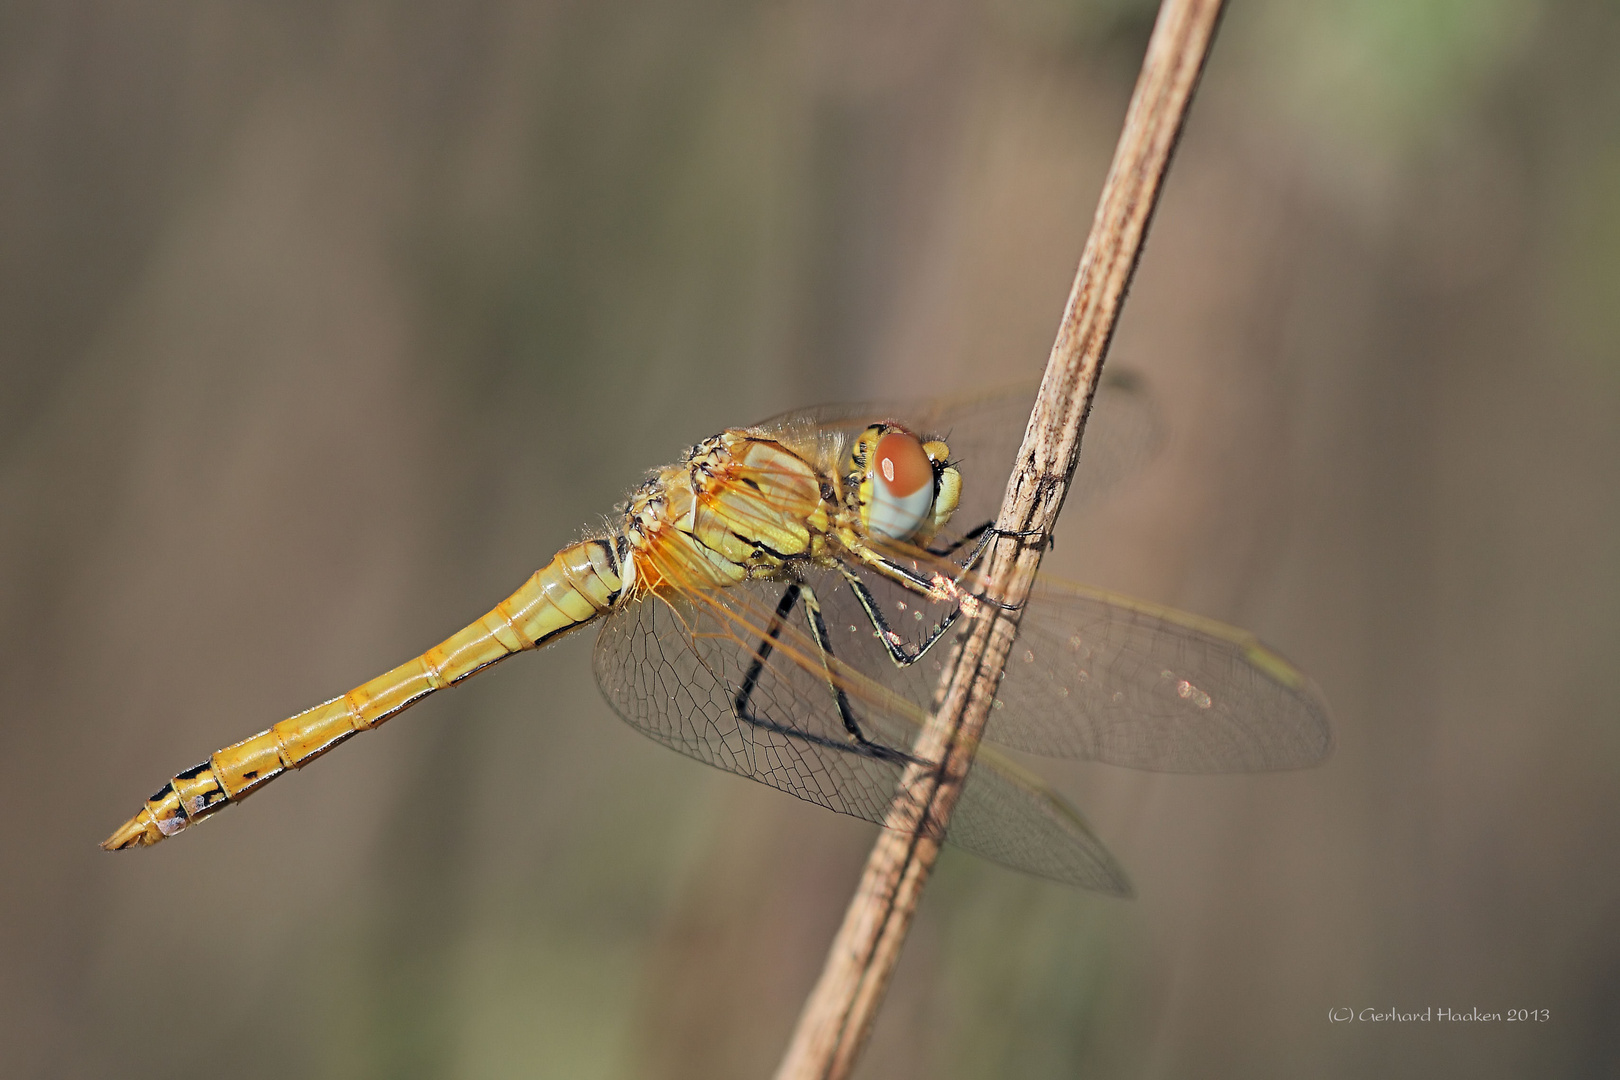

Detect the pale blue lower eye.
xmin=867 ymin=483 xmax=935 ymax=540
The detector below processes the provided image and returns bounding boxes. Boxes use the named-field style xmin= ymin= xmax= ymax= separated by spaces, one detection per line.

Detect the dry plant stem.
xmin=772 ymin=2 xmax=1227 ymax=1077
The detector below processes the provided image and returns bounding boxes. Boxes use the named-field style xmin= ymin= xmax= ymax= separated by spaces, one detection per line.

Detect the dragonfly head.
xmin=846 ymin=424 xmax=961 ymax=544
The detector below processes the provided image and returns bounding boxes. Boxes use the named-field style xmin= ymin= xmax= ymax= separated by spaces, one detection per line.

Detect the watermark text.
xmin=1327 ymin=1007 xmax=1549 ymax=1024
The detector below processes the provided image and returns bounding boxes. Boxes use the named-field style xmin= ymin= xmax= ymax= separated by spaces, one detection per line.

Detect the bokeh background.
xmin=3 ymin=1 xmax=1618 ymax=1077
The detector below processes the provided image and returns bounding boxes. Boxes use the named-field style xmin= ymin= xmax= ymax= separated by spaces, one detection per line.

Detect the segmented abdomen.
xmin=102 ymin=538 xmax=626 ymax=848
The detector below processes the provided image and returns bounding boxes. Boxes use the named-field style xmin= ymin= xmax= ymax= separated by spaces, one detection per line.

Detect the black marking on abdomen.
xmin=531 ymin=618 xmax=593 ymax=648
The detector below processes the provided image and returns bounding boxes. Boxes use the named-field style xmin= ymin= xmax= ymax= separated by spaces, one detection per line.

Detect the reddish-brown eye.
xmin=866 ymin=430 xmax=936 ymax=540
xmin=874 ymin=431 xmax=933 ymax=497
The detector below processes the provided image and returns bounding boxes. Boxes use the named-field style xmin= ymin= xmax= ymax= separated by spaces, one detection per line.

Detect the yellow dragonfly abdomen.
xmin=102 ymin=536 xmax=626 ymax=848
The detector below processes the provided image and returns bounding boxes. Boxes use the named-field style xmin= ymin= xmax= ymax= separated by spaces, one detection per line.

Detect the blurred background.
xmin=3 ymin=1 xmax=1618 ymax=1076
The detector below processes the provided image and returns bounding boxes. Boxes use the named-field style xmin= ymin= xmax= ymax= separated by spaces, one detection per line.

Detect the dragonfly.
xmin=102 ymin=373 xmax=1332 ymax=893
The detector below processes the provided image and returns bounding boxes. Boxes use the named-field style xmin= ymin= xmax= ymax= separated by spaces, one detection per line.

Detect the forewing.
xmin=754 ymin=369 xmax=1161 ymax=535
xmin=592 ymin=577 xmax=1132 ymax=891
xmin=988 ymin=582 xmax=1335 ymax=772
xmin=902 ymin=369 xmax=1161 ymax=532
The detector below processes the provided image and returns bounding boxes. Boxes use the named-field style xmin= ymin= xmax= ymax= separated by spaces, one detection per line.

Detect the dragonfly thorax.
xmin=616 ymin=424 xmax=965 ymax=599
xmin=619 ymin=430 xmax=836 ymax=594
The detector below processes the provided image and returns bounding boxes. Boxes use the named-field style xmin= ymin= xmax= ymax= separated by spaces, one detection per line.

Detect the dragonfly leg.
xmin=799 ymin=583 xmax=924 ymax=767
xmin=729 ymin=582 xmax=923 ymax=767
xmin=838 ymin=567 xmax=959 ymax=668
xmin=928 ymin=521 xmax=1050 ymax=563
xmin=851 ymin=544 xmax=1026 ymax=614
xmin=730 ymin=581 xmax=802 ymax=722
xmin=926 ymin=520 xmax=991 ymax=559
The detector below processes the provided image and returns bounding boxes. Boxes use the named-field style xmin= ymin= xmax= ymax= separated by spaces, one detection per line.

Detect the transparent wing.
xmin=592 ymin=581 xmax=909 ymax=825
xmin=987 ymin=582 xmax=1335 ymax=772
xmin=797 ymin=546 xmax=1333 ymax=773
xmin=754 ymin=368 xmax=1161 ymax=535
xmin=591 ymin=580 xmax=1131 ymax=892
xmin=949 ymin=743 xmax=1130 ymax=892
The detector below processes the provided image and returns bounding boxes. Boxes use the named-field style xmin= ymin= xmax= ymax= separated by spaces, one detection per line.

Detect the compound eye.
xmin=866 ymin=430 xmax=936 ymax=540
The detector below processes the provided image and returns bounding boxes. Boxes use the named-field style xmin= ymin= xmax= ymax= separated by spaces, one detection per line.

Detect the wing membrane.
xmin=592 ymin=582 xmax=900 ymax=822
xmin=753 ymin=369 xmax=1161 ymax=534
xmin=988 ymin=582 xmax=1334 ymax=771
xmin=591 ymin=578 xmax=1130 ymax=892
xmin=800 ymin=534 xmax=1334 ymax=775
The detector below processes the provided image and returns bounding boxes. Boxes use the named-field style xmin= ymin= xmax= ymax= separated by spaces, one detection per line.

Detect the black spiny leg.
xmin=799 ymin=584 xmax=923 ymax=767
xmin=839 ymin=568 xmax=959 ymax=668
xmin=731 ymin=582 xmax=801 ymax=721
xmin=853 ymin=544 xmax=1025 ymax=613
xmin=927 ymin=520 xmax=1049 ymax=564
xmin=731 ymin=581 xmax=922 ymax=767
xmin=926 ymin=520 xmax=991 ymax=559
